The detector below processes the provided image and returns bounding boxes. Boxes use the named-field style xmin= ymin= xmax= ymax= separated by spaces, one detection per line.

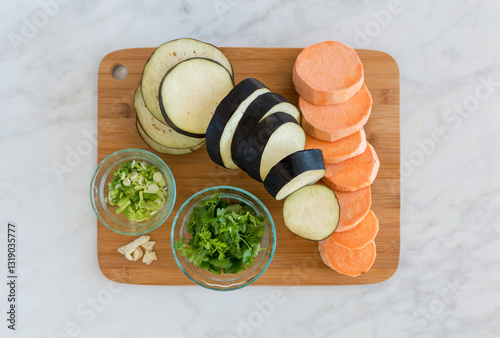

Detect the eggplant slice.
xmin=134 ymin=86 xmax=205 ymax=149
xmin=283 ymin=184 xmax=340 ymax=241
xmin=136 ymin=120 xmax=205 ymax=155
xmin=243 ymin=112 xmax=305 ymax=182
xmin=264 ymin=149 xmax=326 ymax=200
xmin=141 ymin=38 xmax=234 ymax=124
xmin=231 ymin=92 xmax=301 ymax=169
xmin=206 ymin=78 xmax=270 ymax=169
xmin=159 ymin=58 xmax=234 ymax=138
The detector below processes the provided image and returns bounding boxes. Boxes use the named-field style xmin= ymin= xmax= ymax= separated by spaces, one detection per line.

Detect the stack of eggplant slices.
xmin=134 ymin=38 xmax=380 ymax=277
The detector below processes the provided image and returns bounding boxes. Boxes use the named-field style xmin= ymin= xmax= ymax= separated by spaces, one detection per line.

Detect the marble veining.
xmin=1 ymin=0 xmax=500 ymax=337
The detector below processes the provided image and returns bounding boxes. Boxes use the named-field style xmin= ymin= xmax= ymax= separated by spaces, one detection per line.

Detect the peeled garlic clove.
xmin=132 ymin=247 xmax=143 ymax=261
xmin=141 ymin=241 xmax=156 ymax=251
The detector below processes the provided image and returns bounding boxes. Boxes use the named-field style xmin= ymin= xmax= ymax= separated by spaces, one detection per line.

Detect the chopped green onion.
xmin=107 ymin=160 xmax=168 ymax=221
xmin=153 ymin=172 xmax=163 ymax=183
xmin=148 ymin=184 xmax=159 ymax=194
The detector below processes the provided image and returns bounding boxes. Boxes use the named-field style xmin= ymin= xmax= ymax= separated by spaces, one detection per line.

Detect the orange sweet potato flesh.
xmin=321 ymin=143 xmax=379 ymax=192
xmin=332 ymin=210 xmax=379 ymax=249
xmin=293 ymin=41 xmax=364 ymax=105
xmin=334 ymin=186 xmax=371 ymax=232
xmin=318 ymin=238 xmax=376 ymax=277
xmin=305 ymin=129 xmax=367 ymax=164
xmin=300 ymin=84 xmax=372 ymax=142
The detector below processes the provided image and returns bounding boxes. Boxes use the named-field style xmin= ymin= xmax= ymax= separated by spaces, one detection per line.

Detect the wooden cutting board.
xmin=97 ymin=47 xmax=400 ymax=285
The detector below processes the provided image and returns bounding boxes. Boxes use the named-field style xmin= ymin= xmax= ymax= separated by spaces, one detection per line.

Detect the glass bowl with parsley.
xmin=171 ymin=186 xmax=276 ymax=291
xmin=90 ymin=149 xmax=176 ymax=235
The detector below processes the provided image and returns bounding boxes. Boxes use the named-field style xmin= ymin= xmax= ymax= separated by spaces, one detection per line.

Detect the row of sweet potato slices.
xmin=293 ymin=41 xmax=381 ymax=277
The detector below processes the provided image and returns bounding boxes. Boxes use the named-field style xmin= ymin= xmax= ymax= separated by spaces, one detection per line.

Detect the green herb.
xmin=174 ymin=194 xmax=266 ymax=274
xmin=107 ymin=160 xmax=167 ymax=221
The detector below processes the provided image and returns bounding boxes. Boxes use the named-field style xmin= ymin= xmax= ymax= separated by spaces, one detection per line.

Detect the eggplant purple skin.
xmin=206 ymin=78 xmax=268 ymax=168
xmin=242 ymin=112 xmax=299 ymax=182
xmin=159 ymin=57 xmax=234 ymax=139
xmin=231 ymin=92 xmax=291 ymax=169
xmin=263 ymin=149 xmax=325 ymax=199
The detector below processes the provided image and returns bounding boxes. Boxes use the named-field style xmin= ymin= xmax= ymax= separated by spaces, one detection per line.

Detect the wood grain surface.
xmin=97 ymin=47 xmax=400 ymax=286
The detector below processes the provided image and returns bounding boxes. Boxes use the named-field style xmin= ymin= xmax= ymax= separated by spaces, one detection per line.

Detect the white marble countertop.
xmin=1 ymin=0 xmax=499 ymax=337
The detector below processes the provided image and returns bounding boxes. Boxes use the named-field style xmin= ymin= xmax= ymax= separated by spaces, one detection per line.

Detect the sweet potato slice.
xmin=331 ymin=210 xmax=379 ymax=249
xmin=305 ymin=129 xmax=367 ymax=164
xmin=321 ymin=143 xmax=379 ymax=192
xmin=318 ymin=238 xmax=376 ymax=277
xmin=293 ymin=41 xmax=364 ymax=105
xmin=300 ymin=84 xmax=372 ymax=142
xmin=334 ymin=186 xmax=371 ymax=232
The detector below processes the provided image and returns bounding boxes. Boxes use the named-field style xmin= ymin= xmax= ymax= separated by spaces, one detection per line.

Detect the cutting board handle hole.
xmin=112 ymin=64 xmax=128 ymax=81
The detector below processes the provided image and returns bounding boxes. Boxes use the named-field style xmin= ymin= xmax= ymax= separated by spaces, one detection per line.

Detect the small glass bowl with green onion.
xmin=90 ymin=149 xmax=176 ymax=235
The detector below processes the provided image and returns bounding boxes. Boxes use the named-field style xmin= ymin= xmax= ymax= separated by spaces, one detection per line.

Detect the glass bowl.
xmin=171 ymin=186 xmax=276 ymax=291
xmin=90 ymin=148 xmax=176 ymax=235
